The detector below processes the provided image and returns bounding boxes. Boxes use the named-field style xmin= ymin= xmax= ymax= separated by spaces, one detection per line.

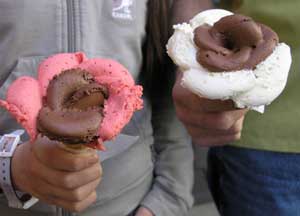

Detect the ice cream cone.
xmin=57 ymin=142 xmax=96 ymax=155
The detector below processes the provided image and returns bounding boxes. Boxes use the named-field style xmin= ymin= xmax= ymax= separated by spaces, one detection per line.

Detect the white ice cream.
xmin=166 ymin=9 xmax=292 ymax=113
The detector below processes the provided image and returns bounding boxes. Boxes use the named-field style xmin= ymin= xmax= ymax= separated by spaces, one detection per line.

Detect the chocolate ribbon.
xmin=37 ymin=69 xmax=108 ymax=144
xmin=194 ymin=14 xmax=279 ymax=72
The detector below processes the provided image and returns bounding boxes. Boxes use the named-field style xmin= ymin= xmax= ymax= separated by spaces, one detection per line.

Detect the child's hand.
xmin=173 ymin=72 xmax=248 ymax=147
xmin=11 ymin=136 xmax=102 ymax=212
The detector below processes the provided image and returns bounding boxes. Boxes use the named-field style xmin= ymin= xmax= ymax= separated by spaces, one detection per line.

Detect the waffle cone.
xmin=57 ymin=143 xmax=96 ymax=155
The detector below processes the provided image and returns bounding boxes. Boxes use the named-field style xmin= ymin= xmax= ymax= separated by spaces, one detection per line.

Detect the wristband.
xmin=0 ymin=130 xmax=38 ymax=209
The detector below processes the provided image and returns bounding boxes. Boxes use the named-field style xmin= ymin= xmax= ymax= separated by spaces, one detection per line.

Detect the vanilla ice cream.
xmin=167 ymin=9 xmax=292 ymax=113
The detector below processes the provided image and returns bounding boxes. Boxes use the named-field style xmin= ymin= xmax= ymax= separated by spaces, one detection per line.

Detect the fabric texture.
xmin=141 ymin=96 xmax=194 ymax=216
xmin=208 ymin=146 xmax=300 ymax=216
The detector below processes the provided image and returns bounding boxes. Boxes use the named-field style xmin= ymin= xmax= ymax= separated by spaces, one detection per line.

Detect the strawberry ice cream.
xmin=0 ymin=52 xmax=143 ymax=150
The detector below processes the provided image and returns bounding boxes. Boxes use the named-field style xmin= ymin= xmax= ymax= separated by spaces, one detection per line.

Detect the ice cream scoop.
xmin=167 ymin=9 xmax=292 ymax=113
xmin=38 ymin=69 xmax=108 ymax=145
xmin=0 ymin=53 xmax=143 ymax=150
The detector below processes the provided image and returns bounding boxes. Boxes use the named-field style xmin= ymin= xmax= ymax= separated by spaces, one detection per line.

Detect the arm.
xmin=136 ymin=2 xmax=214 ymax=216
xmin=0 ymin=76 xmax=101 ymax=212
xmin=173 ymin=73 xmax=247 ymax=147
xmin=171 ymin=0 xmax=247 ymax=147
xmin=0 ymin=129 xmax=101 ymax=212
xmin=171 ymin=0 xmax=213 ymax=24
xmin=12 ymin=137 xmax=101 ymax=212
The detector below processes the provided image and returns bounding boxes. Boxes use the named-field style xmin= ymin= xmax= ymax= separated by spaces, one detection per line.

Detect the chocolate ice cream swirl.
xmin=194 ymin=14 xmax=279 ymax=72
xmin=37 ymin=69 xmax=108 ymax=144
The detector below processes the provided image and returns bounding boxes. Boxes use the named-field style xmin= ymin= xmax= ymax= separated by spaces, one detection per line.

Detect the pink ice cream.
xmin=0 ymin=52 xmax=143 ymax=150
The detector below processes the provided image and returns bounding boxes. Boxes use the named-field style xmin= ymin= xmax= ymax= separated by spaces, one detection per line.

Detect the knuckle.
xmin=233 ymin=132 xmax=242 ymax=141
xmin=213 ymin=114 xmax=233 ymax=130
xmin=224 ymin=133 xmax=242 ymax=144
xmin=69 ymin=158 xmax=82 ymax=171
xmin=95 ymin=178 xmax=102 ymax=187
xmin=95 ymin=165 xmax=103 ymax=179
xmin=71 ymin=189 xmax=84 ymax=202
xmin=91 ymin=191 xmax=97 ymax=203
xmin=60 ymin=175 xmax=74 ymax=189
xmin=230 ymin=124 xmax=243 ymax=134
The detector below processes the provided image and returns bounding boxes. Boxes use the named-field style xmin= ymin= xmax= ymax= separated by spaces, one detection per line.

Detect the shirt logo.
xmin=112 ymin=0 xmax=134 ymax=20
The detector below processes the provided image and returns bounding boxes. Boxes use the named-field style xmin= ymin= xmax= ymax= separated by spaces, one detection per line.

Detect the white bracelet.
xmin=0 ymin=130 xmax=38 ymax=209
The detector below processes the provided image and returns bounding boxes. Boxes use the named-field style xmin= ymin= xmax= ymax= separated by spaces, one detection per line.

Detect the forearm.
xmin=171 ymin=0 xmax=213 ymax=24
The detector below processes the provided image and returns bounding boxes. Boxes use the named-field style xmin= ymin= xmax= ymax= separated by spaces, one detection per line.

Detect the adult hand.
xmin=173 ymin=72 xmax=248 ymax=147
xmin=135 ymin=207 xmax=154 ymax=216
xmin=11 ymin=135 xmax=102 ymax=212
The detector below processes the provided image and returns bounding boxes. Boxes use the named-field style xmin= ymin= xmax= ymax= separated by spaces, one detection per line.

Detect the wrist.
xmin=11 ymin=142 xmax=27 ymax=192
xmin=0 ymin=131 xmax=38 ymax=209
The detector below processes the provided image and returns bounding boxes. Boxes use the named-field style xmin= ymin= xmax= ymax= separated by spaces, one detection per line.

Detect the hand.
xmin=173 ymin=73 xmax=248 ymax=147
xmin=135 ymin=207 xmax=154 ymax=216
xmin=11 ymin=135 xmax=102 ymax=212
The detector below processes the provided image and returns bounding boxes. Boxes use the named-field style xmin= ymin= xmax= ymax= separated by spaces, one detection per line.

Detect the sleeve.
xmin=0 ymin=72 xmax=27 ymax=137
xmin=140 ymin=96 xmax=194 ymax=216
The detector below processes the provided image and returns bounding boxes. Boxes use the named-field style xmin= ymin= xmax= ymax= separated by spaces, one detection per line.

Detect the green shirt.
xmin=232 ymin=0 xmax=300 ymax=152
